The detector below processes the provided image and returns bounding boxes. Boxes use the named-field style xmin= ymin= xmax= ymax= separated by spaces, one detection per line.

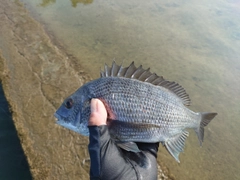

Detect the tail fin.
xmin=195 ymin=112 xmax=217 ymax=146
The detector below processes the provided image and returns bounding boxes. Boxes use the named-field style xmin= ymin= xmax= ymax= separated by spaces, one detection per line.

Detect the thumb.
xmin=88 ymin=98 xmax=107 ymax=126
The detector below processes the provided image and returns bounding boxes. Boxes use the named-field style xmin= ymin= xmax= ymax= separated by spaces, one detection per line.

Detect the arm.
xmin=88 ymin=99 xmax=158 ymax=180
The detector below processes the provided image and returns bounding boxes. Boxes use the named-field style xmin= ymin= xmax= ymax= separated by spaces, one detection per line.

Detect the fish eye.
xmin=65 ymin=98 xmax=74 ymax=109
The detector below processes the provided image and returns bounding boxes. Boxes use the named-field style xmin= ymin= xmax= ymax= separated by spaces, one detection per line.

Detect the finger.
xmin=88 ymin=98 xmax=107 ymax=126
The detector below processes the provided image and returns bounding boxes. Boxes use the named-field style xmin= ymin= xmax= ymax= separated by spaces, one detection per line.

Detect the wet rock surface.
xmin=0 ymin=0 xmax=170 ymax=179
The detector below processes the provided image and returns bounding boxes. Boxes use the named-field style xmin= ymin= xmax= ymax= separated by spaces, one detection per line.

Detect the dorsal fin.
xmin=100 ymin=61 xmax=191 ymax=106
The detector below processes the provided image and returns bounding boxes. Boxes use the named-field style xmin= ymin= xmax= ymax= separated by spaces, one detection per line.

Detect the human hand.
xmin=88 ymin=98 xmax=107 ymax=126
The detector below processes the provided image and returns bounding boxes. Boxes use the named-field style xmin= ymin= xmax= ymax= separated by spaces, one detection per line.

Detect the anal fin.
xmin=164 ymin=131 xmax=189 ymax=163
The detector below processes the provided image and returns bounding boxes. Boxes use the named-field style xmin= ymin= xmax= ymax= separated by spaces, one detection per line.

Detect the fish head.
xmin=54 ymin=87 xmax=91 ymax=136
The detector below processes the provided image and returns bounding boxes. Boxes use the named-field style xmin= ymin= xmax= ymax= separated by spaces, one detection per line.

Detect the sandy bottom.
xmin=0 ymin=1 xmax=171 ymax=179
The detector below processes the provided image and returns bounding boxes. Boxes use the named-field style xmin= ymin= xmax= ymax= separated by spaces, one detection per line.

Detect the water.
xmin=20 ymin=0 xmax=240 ymax=179
xmin=0 ymin=83 xmax=32 ymax=180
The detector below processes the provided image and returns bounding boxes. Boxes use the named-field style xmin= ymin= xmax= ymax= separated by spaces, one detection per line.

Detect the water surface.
xmin=20 ymin=0 xmax=240 ymax=179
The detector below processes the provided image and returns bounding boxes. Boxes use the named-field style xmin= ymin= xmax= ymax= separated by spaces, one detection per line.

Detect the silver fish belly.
xmin=54 ymin=61 xmax=217 ymax=162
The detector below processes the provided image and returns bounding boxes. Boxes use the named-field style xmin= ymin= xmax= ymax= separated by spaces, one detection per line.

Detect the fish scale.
xmin=93 ymin=78 xmax=188 ymax=129
xmin=55 ymin=61 xmax=217 ymax=162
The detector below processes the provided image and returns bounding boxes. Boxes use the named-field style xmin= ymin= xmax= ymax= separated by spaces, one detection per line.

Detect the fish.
xmin=54 ymin=61 xmax=217 ymax=162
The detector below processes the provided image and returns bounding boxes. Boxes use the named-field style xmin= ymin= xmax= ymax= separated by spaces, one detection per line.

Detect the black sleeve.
xmin=88 ymin=125 xmax=158 ymax=180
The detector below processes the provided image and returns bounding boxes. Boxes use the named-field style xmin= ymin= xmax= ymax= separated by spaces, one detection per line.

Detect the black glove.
xmin=88 ymin=125 xmax=159 ymax=180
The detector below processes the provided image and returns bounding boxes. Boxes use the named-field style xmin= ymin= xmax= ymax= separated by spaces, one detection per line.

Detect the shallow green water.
xmin=20 ymin=0 xmax=240 ymax=179
xmin=0 ymin=84 xmax=32 ymax=180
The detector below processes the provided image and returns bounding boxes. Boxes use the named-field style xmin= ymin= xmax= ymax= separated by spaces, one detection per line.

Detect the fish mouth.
xmin=54 ymin=111 xmax=79 ymax=126
xmin=54 ymin=111 xmax=87 ymax=135
xmin=54 ymin=112 xmax=79 ymax=133
xmin=54 ymin=113 xmax=61 ymax=122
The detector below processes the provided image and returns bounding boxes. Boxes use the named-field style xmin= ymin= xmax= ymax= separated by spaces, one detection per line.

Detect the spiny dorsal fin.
xmin=100 ymin=61 xmax=191 ymax=106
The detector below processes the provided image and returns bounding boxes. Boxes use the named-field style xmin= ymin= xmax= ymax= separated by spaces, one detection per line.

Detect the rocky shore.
xmin=0 ymin=1 xmax=171 ymax=179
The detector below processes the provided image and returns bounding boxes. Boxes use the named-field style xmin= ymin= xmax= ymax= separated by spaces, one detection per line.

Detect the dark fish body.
xmin=54 ymin=62 xmax=217 ymax=162
xmin=88 ymin=77 xmax=196 ymax=141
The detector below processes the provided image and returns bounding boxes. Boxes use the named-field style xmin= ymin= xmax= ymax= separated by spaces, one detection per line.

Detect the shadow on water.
xmin=0 ymin=83 xmax=32 ymax=180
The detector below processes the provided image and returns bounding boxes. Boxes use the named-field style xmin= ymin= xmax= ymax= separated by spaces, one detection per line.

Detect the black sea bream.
xmin=54 ymin=61 xmax=217 ymax=162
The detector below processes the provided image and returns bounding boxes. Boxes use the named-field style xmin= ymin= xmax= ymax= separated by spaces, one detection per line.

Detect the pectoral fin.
xmin=164 ymin=131 xmax=189 ymax=163
xmin=115 ymin=141 xmax=141 ymax=153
